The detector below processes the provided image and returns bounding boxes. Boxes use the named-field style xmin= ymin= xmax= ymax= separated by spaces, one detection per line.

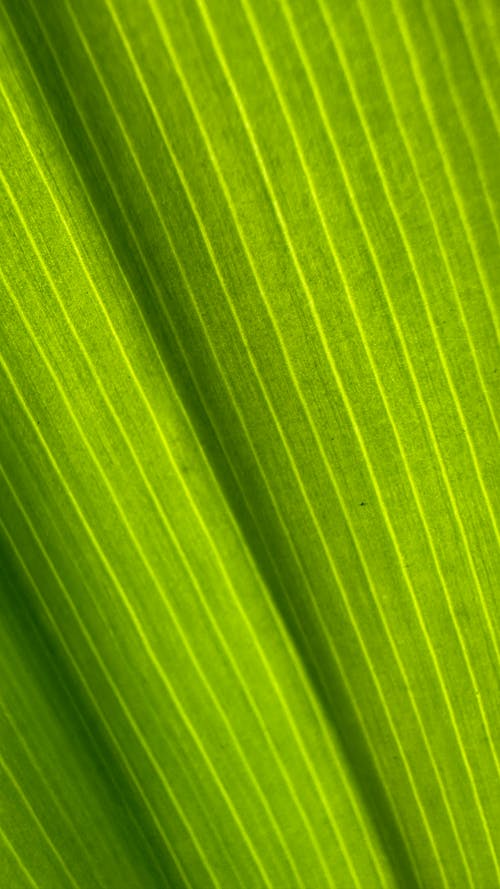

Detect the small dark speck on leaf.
xmin=360 ymin=501 xmax=366 ymax=506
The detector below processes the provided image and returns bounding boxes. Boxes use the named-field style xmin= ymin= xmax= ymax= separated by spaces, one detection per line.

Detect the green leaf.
xmin=0 ymin=0 xmax=499 ymax=886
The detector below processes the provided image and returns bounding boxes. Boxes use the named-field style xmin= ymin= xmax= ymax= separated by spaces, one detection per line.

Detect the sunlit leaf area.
xmin=1 ymin=0 xmax=499 ymax=886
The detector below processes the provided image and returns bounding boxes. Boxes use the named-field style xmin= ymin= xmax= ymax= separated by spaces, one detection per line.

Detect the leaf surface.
xmin=0 ymin=0 xmax=499 ymax=886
